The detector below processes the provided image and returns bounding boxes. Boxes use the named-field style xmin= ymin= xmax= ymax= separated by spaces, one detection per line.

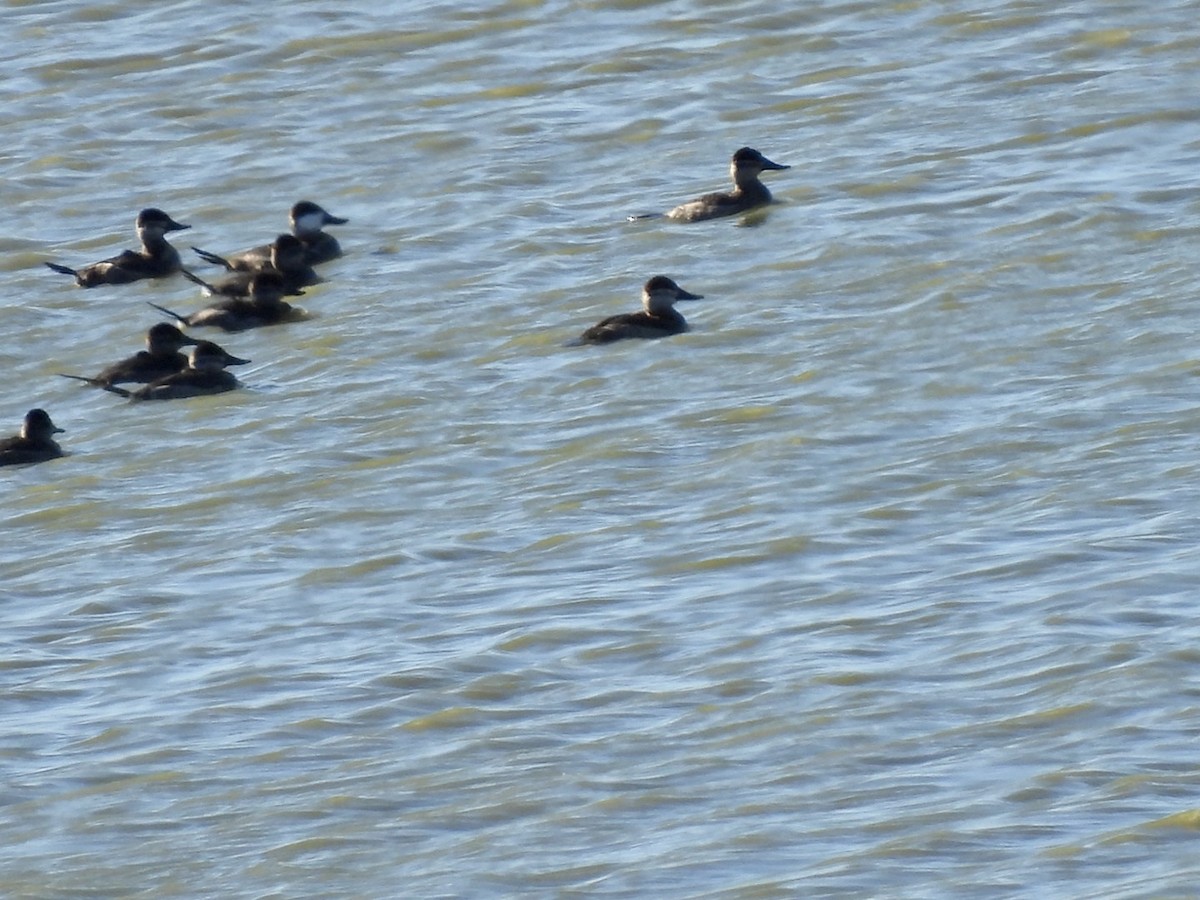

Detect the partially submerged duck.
xmin=204 ymin=200 xmax=348 ymax=270
xmin=44 ymin=208 xmax=191 ymax=286
xmin=149 ymin=271 xmax=304 ymax=332
xmin=189 ymin=233 xmax=320 ymax=295
xmin=0 ymin=409 xmax=65 ymax=466
xmin=630 ymin=147 xmax=789 ymax=223
xmin=103 ymin=341 xmax=250 ymax=402
xmin=578 ymin=275 xmax=703 ymax=344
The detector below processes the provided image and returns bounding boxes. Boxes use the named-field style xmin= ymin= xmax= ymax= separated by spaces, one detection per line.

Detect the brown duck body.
xmin=124 ymin=367 xmax=241 ymax=401
xmin=150 ymin=272 xmax=302 ymax=333
xmin=581 ymin=308 xmax=690 ymax=343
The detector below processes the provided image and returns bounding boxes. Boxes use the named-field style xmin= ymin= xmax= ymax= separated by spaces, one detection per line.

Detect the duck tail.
xmin=44 ymin=261 xmax=79 ymax=277
xmin=148 ymin=301 xmax=187 ymax=323
xmin=191 ymin=246 xmax=232 ymax=270
xmin=178 ymin=268 xmax=217 ymax=294
xmin=57 ymin=373 xmax=102 ymax=387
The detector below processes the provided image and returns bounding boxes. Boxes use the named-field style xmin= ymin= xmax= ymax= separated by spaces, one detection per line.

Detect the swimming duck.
xmin=188 ymin=234 xmax=321 ymax=295
xmin=0 ymin=409 xmax=65 ymax=466
xmin=57 ymin=322 xmax=201 ymax=388
xmin=44 ymin=208 xmax=191 ymax=286
xmin=578 ymin=275 xmax=703 ymax=344
xmin=631 ymin=148 xmax=789 ymax=223
xmin=149 ymin=271 xmax=303 ymax=332
xmin=203 ymin=200 xmax=348 ymax=270
xmin=103 ymin=341 xmax=251 ymax=401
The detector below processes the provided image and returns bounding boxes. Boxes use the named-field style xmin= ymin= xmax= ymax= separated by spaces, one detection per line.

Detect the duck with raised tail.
xmin=44 ymin=208 xmax=191 ymax=286
xmin=148 ymin=271 xmax=305 ymax=332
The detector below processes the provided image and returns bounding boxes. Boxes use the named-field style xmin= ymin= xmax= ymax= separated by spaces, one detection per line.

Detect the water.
xmin=3 ymin=0 xmax=1200 ymax=896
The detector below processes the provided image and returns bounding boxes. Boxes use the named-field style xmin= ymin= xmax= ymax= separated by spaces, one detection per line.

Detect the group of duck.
xmin=2 ymin=146 xmax=788 ymax=467
xmin=2 ymin=200 xmax=348 ymax=466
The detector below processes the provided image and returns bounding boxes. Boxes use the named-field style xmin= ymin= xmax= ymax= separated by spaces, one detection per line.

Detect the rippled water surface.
xmin=4 ymin=0 xmax=1200 ymax=896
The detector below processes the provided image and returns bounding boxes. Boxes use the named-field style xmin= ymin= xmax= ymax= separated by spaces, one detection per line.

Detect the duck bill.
xmin=676 ymin=290 xmax=704 ymax=301
xmin=224 ymin=355 xmax=252 ymax=367
xmin=324 ymin=213 xmax=349 ymax=225
xmin=166 ymin=219 xmax=191 ymax=232
xmin=761 ymin=157 xmax=790 ymax=171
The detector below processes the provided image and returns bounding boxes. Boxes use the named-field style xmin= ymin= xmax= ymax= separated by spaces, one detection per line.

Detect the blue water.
xmin=3 ymin=0 xmax=1200 ymax=896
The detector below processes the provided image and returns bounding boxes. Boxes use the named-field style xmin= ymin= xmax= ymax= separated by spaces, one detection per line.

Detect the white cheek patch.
xmin=645 ymin=290 xmax=675 ymax=315
xmin=295 ymin=211 xmax=327 ymax=232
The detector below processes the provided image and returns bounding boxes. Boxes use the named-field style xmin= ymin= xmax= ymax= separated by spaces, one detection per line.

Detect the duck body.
xmin=0 ymin=409 xmax=65 ymax=466
xmin=125 ymin=368 xmax=241 ymax=402
xmin=664 ymin=147 xmax=789 ymax=222
xmin=93 ymin=348 xmax=191 ymax=385
xmin=149 ymin=272 xmax=302 ymax=332
xmin=44 ymin=208 xmax=190 ymax=287
xmin=294 ymin=230 xmax=344 ymax=267
xmin=165 ymin=301 xmax=294 ymax=332
xmin=579 ymin=275 xmax=703 ymax=344
xmin=582 ymin=309 xmax=689 ymax=343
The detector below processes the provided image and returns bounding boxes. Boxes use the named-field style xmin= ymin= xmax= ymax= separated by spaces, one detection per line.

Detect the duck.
xmin=188 ymin=233 xmax=321 ymax=295
xmin=578 ymin=275 xmax=703 ymax=344
xmin=630 ymin=147 xmax=789 ymax=223
xmin=148 ymin=271 xmax=304 ymax=332
xmin=0 ymin=409 xmax=65 ymax=466
xmin=57 ymin=323 xmax=203 ymax=388
xmin=44 ymin=208 xmax=191 ymax=286
xmin=202 ymin=200 xmax=348 ymax=270
xmin=102 ymin=341 xmax=251 ymax=401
